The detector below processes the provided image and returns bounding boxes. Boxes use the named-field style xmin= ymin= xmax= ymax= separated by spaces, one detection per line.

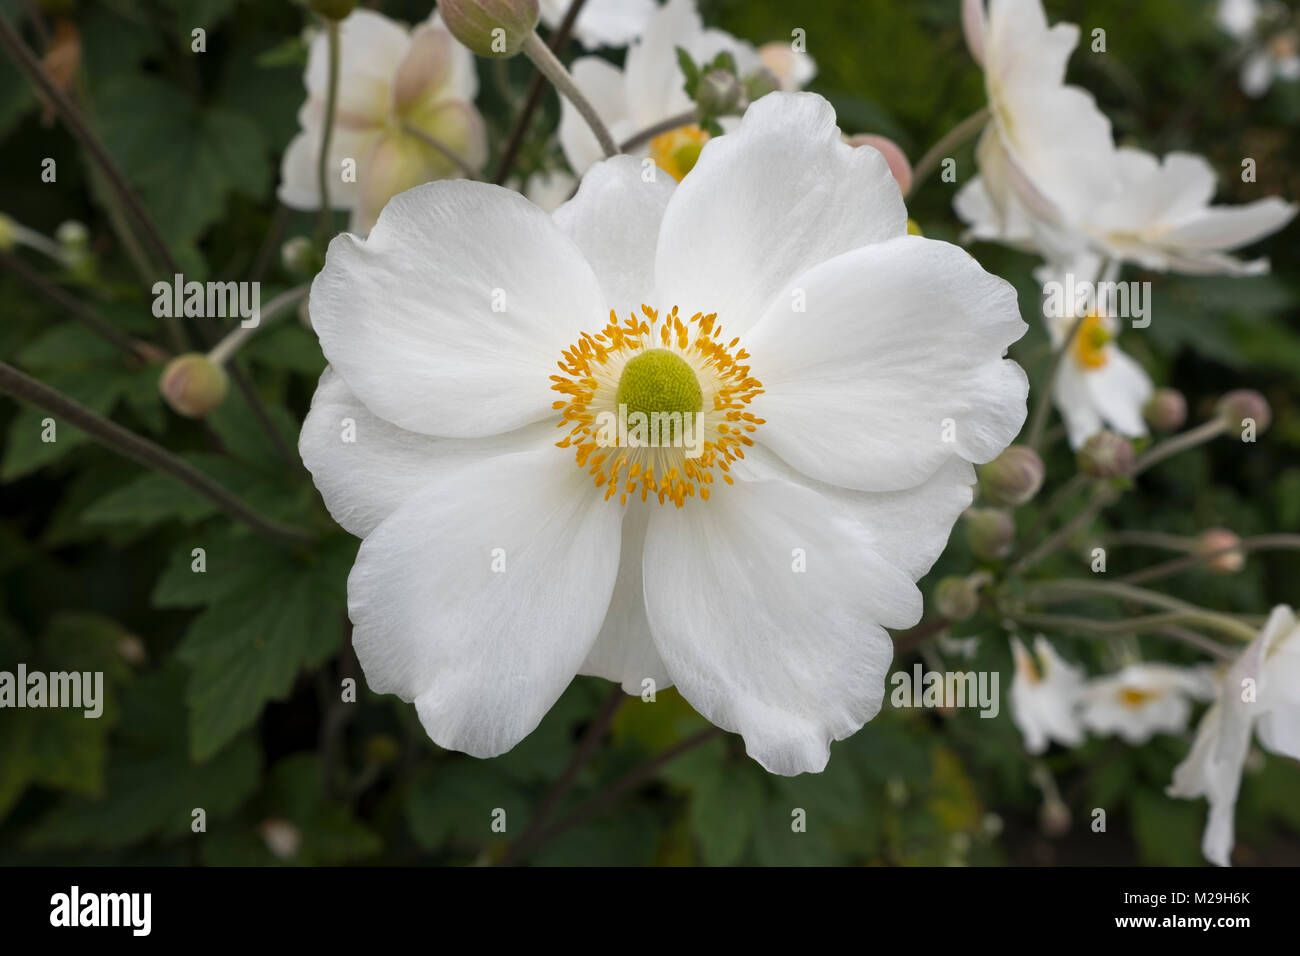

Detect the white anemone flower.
xmin=278 ymin=10 xmax=487 ymax=235
xmin=539 ymin=0 xmax=657 ymax=50
xmin=1010 ymin=636 xmax=1086 ymax=754
xmin=301 ymin=93 xmax=1029 ymax=775
xmin=1169 ymin=605 xmax=1300 ymax=865
xmin=1080 ymin=663 xmax=1215 ymax=745
xmin=1036 ymin=261 xmax=1153 ymax=449
xmin=1083 ymin=148 xmax=1296 ymax=276
xmin=1217 ymin=0 xmax=1262 ymax=39
xmin=758 ymin=41 xmax=818 ymax=91
xmin=1241 ymin=29 xmax=1300 ymax=97
xmin=559 ymin=0 xmax=764 ymax=179
xmin=955 ymin=0 xmax=1118 ymax=263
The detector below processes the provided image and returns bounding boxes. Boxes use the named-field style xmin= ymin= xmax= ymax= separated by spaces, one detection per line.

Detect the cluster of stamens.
xmin=551 ymin=305 xmax=765 ymax=507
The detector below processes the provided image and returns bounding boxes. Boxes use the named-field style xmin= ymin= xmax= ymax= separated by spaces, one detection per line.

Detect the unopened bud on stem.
xmin=159 ymin=353 xmax=228 ymax=418
xmin=965 ymin=507 xmax=1015 ymax=561
xmin=934 ymin=575 xmax=980 ymax=621
xmin=978 ymin=445 xmax=1044 ymax=506
xmin=1195 ymin=528 xmax=1244 ymax=573
xmin=1216 ymin=389 xmax=1271 ymax=434
xmin=1078 ymin=430 xmax=1134 ymax=479
xmin=440 ymin=0 xmax=539 ymax=58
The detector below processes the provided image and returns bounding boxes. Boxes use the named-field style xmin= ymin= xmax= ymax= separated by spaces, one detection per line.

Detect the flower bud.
xmin=55 ymin=219 xmax=88 ymax=248
xmin=159 ymin=353 xmax=229 ymax=418
xmin=934 ymin=575 xmax=979 ymax=621
xmin=965 ymin=507 xmax=1015 ymax=561
xmin=1077 ymin=430 xmax=1133 ymax=479
xmin=1216 ymin=389 xmax=1271 ymax=434
xmin=117 ymin=634 xmax=148 ymax=667
xmin=1039 ymin=798 xmax=1071 ymax=837
xmin=696 ymin=69 xmax=742 ymax=116
xmin=440 ymin=0 xmax=539 ymax=58
xmin=1143 ymin=387 xmax=1186 ymax=431
xmin=742 ymin=66 xmax=780 ymax=102
xmin=309 ymin=0 xmax=358 ymax=19
xmin=846 ymin=133 xmax=913 ymax=194
xmin=978 ymin=445 xmax=1044 ymax=506
xmin=1195 ymin=528 xmax=1244 ymax=574
xmin=281 ymin=236 xmax=318 ymax=277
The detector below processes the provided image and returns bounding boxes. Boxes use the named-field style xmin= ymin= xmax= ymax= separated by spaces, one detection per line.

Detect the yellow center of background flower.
xmin=1071 ymin=312 xmax=1111 ymax=370
xmin=649 ymin=125 xmax=709 ymax=181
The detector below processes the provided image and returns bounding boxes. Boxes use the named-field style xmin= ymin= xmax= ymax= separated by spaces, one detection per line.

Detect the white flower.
xmin=1240 ymin=29 xmax=1300 ymax=97
xmin=559 ymin=0 xmax=762 ymax=178
xmin=1010 ymin=636 xmax=1085 ymax=753
xmin=1083 ymin=148 xmax=1296 ymax=275
xmin=1036 ymin=260 xmax=1153 ymax=449
xmin=1169 ymin=605 xmax=1300 ymax=865
xmin=1217 ymin=0 xmax=1262 ymax=39
xmin=278 ymin=10 xmax=487 ymax=235
xmin=958 ymin=0 xmax=1297 ymax=274
xmin=955 ymin=0 xmax=1118 ymax=263
xmin=1080 ymin=663 xmax=1215 ymax=744
xmin=539 ymin=0 xmax=657 ymax=50
xmin=301 ymin=93 xmax=1028 ymax=775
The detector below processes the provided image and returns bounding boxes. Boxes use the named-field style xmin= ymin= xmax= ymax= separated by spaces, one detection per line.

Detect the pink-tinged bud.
xmin=965 ymin=507 xmax=1015 ymax=561
xmin=979 ymin=445 xmax=1045 ymax=506
xmin=1039 ymin=798 xmax=1070 ymax=838
xmin=1196 ymin=528 xmax=1245 ymax=573
xmin=935 ymin=575 xmax=979 ymax=621
xmin=847 ymin=134 xmax=913 ymax=194
xmin=696 ymin=69 xmax=742 ymax=116
xmin=309 ymin=0 xmax=358 ymax=19
xmin=1217 ymin=389 xmax=1271 ymax=434
xmin=440 ymin=0 xmax=539 ymax=58
xmin=160 ymin=353 xmax=228 ymax=418
xmin=117 ymin=635 xmax=148 ymax=667
xmin=1078 ymin=430 xmax=1134 ymax=479
xmin=1143 ymin=388 xmax=1186 ymax=432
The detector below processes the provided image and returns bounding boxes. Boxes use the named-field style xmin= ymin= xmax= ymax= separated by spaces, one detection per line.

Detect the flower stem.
xmin=1131 ymin=419 xmax=1227 ymax=476
xmin=0 ymin=16 xmax=181 ymax=280
xmin=0 ymin=249 xmax=164 ymax=362
xmin=0 ymin=360 xmax=315 ymax=547
xmin=316 ymin=17 xmax=341 ymax=246
xmin=620 ymin=109 xmax=699 ymax=151
xmin=1019 ymin=579 xmax=1258 ymax=642
xmin=1119 ymin=534 xmax=1300 ymax=586
xmin=207 ymin=285 xmax=309 ymax=367
xmin=493 ymin=0 xmax=588 ymax=185
xmin=1008 ymin=611 xmax=1238 ymax=659
xmin=499 ymin=685 xmax=625 ymax=866
xmin=1012 ymin=484 xmax=1118 ymax=575
xmin=521 ymin=30 xmax=618 ymax=159
xmin=1025 ymin=312 xmax=1085 ymax=451
xmin=905 ymin=105 xmax=990 ymax=199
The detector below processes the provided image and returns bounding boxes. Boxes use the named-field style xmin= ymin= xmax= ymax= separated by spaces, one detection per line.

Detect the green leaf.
xmin=688 ymin=768 xmax=763 ymax=865
xmin=82 ymin=470 xmax=217 ymax=526
xmin=1129 ymin=788 xmax=1206 ymax=866
xmin=406 ymin=760 xmax=530 ymax=853
xmin=175 ymin=537 xmax=354 ymax=759
xmin=675 ymin=46 xmax=702 ymax=98
xmin=94 ymin=75 xmax=270 ymax=249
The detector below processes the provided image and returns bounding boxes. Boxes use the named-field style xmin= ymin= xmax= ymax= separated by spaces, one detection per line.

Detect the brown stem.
xmin=499 ymin=684 xmax=625 ymax=866
xmin=0 ymin=359 xmax=315 ymax=546
xmin=492 ymin=0 xmax=588 ymax=185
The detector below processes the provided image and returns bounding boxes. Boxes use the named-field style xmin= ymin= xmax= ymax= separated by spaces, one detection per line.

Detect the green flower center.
xmin=615 ymin=348 xmax=703 ymax=420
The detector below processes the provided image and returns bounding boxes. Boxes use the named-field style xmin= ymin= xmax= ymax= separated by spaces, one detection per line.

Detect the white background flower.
xmin=278 ymin=10 xmax=487 ymax=235
xmin=539 ymin=0 xmax=658 ymax=50
xmin=1010 ymin=635 xmax=1085 ymax=753
xmin=302 ymin=93 xmax=1027 ymax=775
xmin=1080 ymin=663 xmax=1214 ymax=744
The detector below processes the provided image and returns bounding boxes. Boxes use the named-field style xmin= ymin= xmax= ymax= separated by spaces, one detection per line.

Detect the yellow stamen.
xmin=1119 ymin=687 xmax=1159 ymax=709
xmin=1071 ymin=312 xmax=1111 ymax=370
xmin=552 ymin=305 xmax=765 ymax=508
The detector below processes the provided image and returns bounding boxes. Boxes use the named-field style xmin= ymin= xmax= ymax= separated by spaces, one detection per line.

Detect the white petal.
xmin=350 ymin=440 xmax=623 ymax=758
xmin=277 ymin=123 xmax=380 ymax=213
xmin=310 ymin=180 xmax=606 ymax=438
xmin=1161 ymin=198 xmax=1297 ymax=251
xmin=739 ymin=445 xmax=976 ymax=582
xmin=1053 ymin=361 xmax=1105 ymax=449
xmin=743 ymin=235 xmax=1027 ymax=492
xmin=299 ymin=367 xmax=550 ymax=537
xmin=306 ymin=10 xmax=411 ymax=118
xmin=655 ymin=92 xmax=907 ymax=338
xmin=579 ymin=503 xmax=673 ymax=693
xmin=623 ymin=0 xmax=701 ymax=124
xmin=553 ymin=154 xmax=675 ymax=310
xmin=643 ymin=477 xmax=920 ymax=775
xmin=1084 ymin=348 xmax=1152 ymax=439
